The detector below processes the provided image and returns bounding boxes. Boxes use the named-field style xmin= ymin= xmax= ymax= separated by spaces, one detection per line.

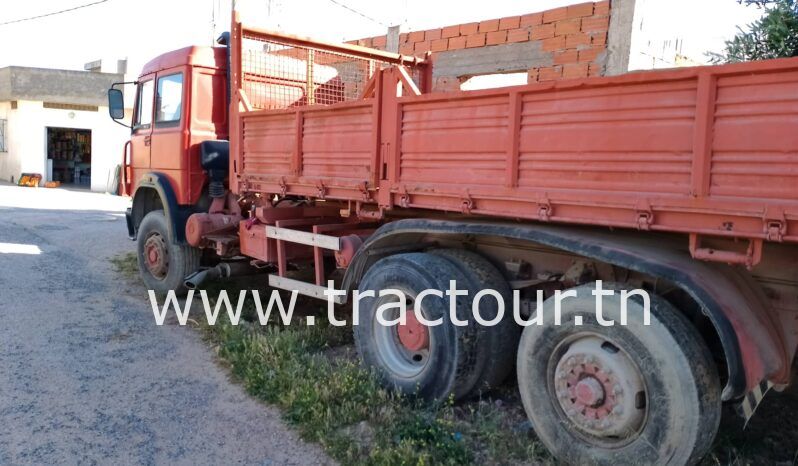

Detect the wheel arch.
xmin=128 ymin=172 xmax=192 ymax=244
xmin=342 ymin=218 xmax=791 ymax=402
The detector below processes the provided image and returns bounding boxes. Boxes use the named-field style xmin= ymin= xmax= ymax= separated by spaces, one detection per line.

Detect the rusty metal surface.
xmin=225 ymin=22 xmax=798 ymax=399
xmin=231 ymin=33 xmax=798 ymax=248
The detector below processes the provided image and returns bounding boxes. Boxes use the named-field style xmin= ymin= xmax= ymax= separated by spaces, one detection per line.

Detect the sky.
xmin=0 ymin=0 xmax=764 ymax=77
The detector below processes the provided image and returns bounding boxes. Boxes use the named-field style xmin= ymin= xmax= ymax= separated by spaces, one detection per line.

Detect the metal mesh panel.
xmin=241 ymin=33 xmax=419 ymax=110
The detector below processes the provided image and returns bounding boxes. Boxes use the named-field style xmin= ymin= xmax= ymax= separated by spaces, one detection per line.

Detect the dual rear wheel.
xmin=354 ymin=251 xmax=722 ymax=465
xmin=353 ymin=251 xmax=517 ymax=400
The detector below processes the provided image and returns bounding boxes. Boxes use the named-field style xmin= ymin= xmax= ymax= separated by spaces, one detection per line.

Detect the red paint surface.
xmin=232 ymin=39 xmax=798 ymax=245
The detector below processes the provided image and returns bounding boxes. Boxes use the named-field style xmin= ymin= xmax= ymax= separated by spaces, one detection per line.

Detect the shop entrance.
xmin=47 ymin=127 xmax=92 ymax=187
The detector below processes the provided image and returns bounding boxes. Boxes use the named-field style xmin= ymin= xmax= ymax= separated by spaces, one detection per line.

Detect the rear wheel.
xmin=431 ymin=249 xmax=520 ymax=398
xmin=353 ymin=253 xmax=481 ymax=401
xmin=136 ymin=210 xmax=201 ymax=296
xmin=516 ymin=283 xmax=721 ymax=465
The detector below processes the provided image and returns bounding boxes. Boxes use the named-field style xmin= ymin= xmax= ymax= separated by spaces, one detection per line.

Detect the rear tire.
xmin=516 ymin=283 xmax=721 ymax=465
xmin=353 ymin=253 xmax=481 ymax=401
xmin=136 ymin=210 xmax=201 ymax=296
xmin=431 ymin=249 xmax=519 ymax=398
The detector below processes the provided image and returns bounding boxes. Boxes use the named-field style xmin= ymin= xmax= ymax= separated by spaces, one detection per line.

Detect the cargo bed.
xmin=230 ymin=21 xmax=798 ymax=265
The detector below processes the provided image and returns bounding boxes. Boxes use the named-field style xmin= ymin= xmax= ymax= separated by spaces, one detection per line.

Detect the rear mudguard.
xmin=342 ymin=219 xmax=792 ymax=404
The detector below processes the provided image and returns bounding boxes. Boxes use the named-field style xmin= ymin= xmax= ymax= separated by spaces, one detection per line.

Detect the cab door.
xmin=149 ymin=70 xmax=188 ymax=203
xmin=130 ymin=76 xmax=154 ymax=186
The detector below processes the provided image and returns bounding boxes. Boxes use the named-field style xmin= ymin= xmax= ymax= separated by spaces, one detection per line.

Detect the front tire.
xmin=136 ymin=210 xmax=201 ymax=296
xmin=516 ymin=283 xmax=721 ymax=465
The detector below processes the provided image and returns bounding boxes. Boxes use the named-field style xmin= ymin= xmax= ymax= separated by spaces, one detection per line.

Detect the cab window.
xmin=134 ymin=79 xmax=154 ymax=130
xmin=156 ymin=73 xmax=183 ymax=125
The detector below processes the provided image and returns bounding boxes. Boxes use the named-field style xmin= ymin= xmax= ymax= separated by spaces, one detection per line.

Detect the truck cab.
xmin=108 ymin=45 xmax=229 ymax=291
xmin=124 ymin=46 xmax=228 ymax=204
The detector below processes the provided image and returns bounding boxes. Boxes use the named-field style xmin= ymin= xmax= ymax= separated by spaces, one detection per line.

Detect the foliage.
xmin=711 ymin=0 xmax=798 ymax=63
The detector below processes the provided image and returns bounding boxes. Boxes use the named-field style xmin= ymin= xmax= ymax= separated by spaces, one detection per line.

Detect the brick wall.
xmin=350 ymin=1 xmax=611 ymax=91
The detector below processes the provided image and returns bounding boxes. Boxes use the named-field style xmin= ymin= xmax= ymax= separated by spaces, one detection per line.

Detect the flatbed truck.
xmin=107 ymin=12 xmax=798 ymax=464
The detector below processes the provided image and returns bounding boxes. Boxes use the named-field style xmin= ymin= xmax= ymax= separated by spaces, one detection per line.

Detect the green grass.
xmin=193 ymin=281 xmax=549 ymax=466
xmin=110 ymin=252 xmax=138 ymax=279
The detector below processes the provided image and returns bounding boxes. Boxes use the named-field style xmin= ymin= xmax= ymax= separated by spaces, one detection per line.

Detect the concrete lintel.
xmin=432 ymin=41 xmax=552 ymax=79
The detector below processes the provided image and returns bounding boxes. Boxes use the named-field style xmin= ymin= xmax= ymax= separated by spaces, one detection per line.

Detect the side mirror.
xmin=108 ymin=88 xmax=125 ymax=119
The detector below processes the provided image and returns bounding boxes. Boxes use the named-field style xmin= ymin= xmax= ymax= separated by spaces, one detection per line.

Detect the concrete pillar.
xmin=386 ymin=25 xmax=401 ymax=53
xmin=605 ymin=0 xmax=637 ymax=76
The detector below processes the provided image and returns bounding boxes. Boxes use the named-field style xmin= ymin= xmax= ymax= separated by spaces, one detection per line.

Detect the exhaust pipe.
xmin=183 ymin=268 xmax=216 ymax=290
xmin=184 ymin=262 xmax=252 ymax=290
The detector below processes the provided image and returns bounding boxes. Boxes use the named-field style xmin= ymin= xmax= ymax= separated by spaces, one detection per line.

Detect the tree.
xmin=711 ymin=0 xmax=798 ymax=63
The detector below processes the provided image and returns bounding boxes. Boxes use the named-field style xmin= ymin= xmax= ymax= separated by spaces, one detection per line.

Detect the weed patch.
xmin=110 ymin=252 xmax=138 ymax=279
xmin=198 ymin=285 xmax=547 ymax=466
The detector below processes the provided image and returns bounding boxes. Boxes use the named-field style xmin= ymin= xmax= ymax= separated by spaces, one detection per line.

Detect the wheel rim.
xmin=550 ymin=334 xmax=647 ymax=445
xmin=373 ymin=294 xmax=432 ymax=379
xmin=143 ymin=232 xmax=169 ymax=280
xmin=396 ymin=310 xmax=430 ymax=352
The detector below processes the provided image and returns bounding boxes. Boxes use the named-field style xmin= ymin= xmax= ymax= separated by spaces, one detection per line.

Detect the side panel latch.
xmin=636 ymin=200 xmax=654 ymax=231
xmin=763 ymin=207 xmax=787 ymax=242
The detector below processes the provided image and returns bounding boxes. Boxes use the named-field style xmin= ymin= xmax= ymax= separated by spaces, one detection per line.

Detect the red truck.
xmin=107 ymin=12 xmax=798 ymax=465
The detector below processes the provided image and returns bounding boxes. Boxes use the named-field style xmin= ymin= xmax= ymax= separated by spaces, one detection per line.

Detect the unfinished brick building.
xmin=347 ymin=0 xmax=737 ymax=92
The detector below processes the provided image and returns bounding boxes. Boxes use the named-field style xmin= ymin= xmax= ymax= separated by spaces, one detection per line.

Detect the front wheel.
xmin=516 ymin=283 xmax=721 ymax=465
xmin=136 ymin=210 xmax=201 ymax=295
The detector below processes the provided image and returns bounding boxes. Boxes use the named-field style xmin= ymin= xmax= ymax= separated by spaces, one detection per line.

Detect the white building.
xmin=0 ymin=63 xmax=132 ymax=192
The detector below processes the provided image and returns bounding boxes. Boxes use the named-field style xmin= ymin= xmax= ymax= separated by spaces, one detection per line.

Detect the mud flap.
xmin=741 ymin=380 xmax=775 ymax=423
xmin=125 ymin=207 xmax=135 ymax=239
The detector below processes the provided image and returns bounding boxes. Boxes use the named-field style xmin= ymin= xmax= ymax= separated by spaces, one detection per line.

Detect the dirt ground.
xmin=0 ymin=184 xmax=333 ymax=465
xmin=708 ymin=382 xmax=798 ymax=465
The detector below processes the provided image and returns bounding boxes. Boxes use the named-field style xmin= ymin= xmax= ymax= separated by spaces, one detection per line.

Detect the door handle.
xmin=144 ymin=135 xmax=151 ymax=146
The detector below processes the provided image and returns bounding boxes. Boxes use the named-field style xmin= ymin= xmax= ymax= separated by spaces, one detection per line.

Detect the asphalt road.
xmin=0 ymin=184 xmax=332 ymax=465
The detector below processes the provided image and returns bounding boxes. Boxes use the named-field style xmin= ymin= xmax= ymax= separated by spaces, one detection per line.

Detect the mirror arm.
xmin=109 ymin=81 xmax=136 ymax=129
xmin=111 ymin=118 xmax=132 ymax=129
xmin=111 ymin=81 xmax=138 ymax=88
